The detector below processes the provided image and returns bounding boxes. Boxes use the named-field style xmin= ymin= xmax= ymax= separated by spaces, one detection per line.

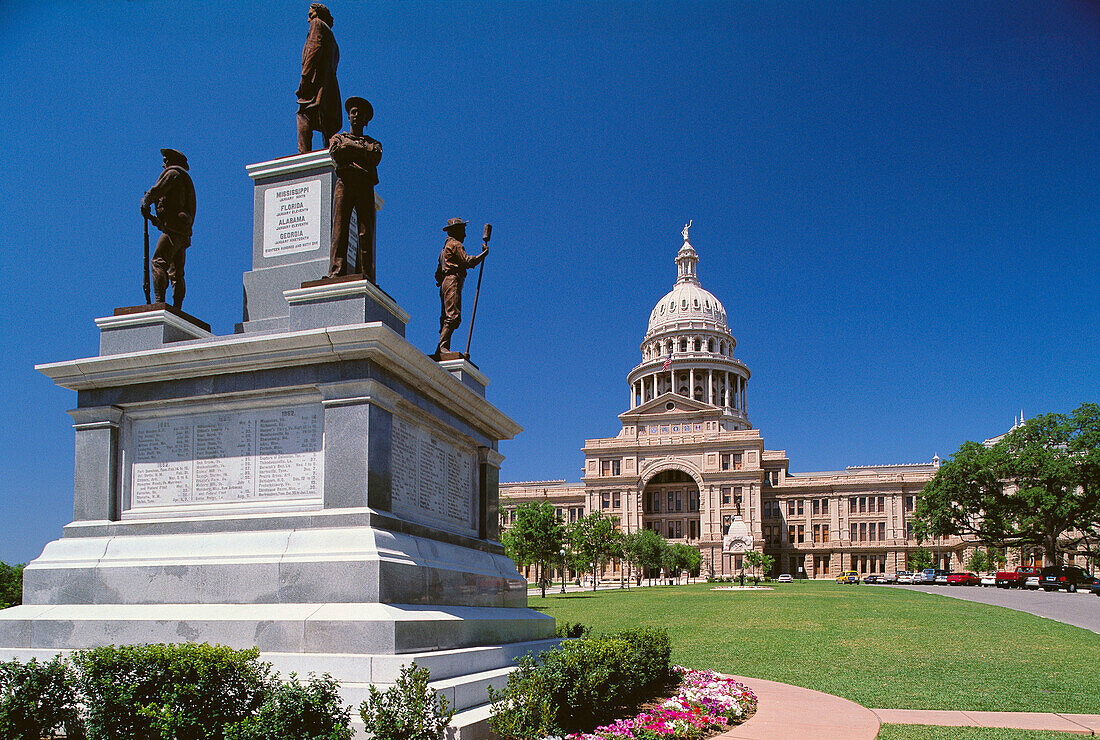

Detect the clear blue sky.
xmin=1 ymin=1 xmax=1097 ymax=564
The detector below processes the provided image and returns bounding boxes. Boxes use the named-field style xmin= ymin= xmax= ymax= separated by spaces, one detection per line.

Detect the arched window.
xmin=708 ymin=339 xmax=715 ymax=353
xmin=693 ymin=337 xmax=701 ymax=351
xmin=679 ymin=338 xmax=687 ymax=352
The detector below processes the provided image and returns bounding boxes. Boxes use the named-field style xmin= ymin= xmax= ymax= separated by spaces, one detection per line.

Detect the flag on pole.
xmin=662 ymin=355 xmax=671 ymax=371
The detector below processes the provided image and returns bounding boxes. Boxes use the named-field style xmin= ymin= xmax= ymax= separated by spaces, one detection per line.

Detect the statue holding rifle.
xmin=140 ymin=148 xmax=196 ymax=309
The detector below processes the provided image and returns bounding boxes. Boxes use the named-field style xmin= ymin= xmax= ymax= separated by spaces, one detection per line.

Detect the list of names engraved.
xmin=390 ymin=416 xmax=475 ymax=532
xmin=130 ymin=406 xmax=322 ymax=509
xmin=263 ymin=179 xmax=322 ymax=258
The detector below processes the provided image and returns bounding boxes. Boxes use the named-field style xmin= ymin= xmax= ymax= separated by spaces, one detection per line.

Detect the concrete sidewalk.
xmin=873 ymin=708 xmax=1100 ymax=735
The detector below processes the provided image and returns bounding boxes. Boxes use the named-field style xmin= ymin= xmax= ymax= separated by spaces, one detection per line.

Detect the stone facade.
xmin=501 ymin=228 xmax=968 ymax=580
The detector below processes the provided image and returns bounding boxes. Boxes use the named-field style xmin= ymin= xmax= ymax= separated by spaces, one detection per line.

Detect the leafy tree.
xmin=907 ymin=548 xmax=934 ymax=571
xmin=743 ymin=552 xmax=764 ymax=583
xmin=568 ymin=513 xmax=621 ymax=591
xmin=661 ymin=543 xmax=696 ymax=582
xmin=622 ymin=529 xmax=665 ymax=585
xmin=501 ymin=501 xmax=564 ymax=597
xmin=0 ymin=561 xmax=25 ymax=609
xmin=682 ymin=546 xmax=702 ymax=582
xmin=915 ymin=403 xmax=1100 ymax=565
xmin=759 ymin=553 xmax=775 ymax=579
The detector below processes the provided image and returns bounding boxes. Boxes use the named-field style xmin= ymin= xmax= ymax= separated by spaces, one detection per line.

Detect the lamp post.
xmin=559 ymin=548 xmax=567 ymax=594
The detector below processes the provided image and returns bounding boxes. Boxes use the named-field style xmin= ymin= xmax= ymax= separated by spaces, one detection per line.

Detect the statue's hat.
xmin=443 ymin=218 xmax=468 ymax=232
xmin=160 ymin=148 xmax=189 ymax=170
xmin=345 ymin=96 xmax=373 ymax=121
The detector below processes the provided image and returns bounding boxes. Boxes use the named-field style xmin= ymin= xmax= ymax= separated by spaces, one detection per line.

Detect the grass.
xmin=878 ymin=726 xmax=1081 ymax=739
xmin=529 ymin=581 xmax=1100 ymax=714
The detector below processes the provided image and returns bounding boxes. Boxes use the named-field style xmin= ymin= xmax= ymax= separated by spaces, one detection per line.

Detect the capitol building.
xmin=500 ymin=226 xmax=964 ymax=580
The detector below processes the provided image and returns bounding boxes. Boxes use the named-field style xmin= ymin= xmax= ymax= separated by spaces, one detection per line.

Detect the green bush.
xmin=542 ymin=636 xmax=635 ymax=731
xmin=554 ymin=621 xmax=590 ymax=639
xmin=225 ymin=672 xmax=351 ymax=740
xmin=486 ymin=655 xmax=558 ymax=740
xmin=358 ymin=664 xmax=453 ymax=740
xmin=0 ymin=562 xmax=23 ymax=609
xmin=0 ymin=656 xmax=84 ymax=739
xmin=616 ymin=627 xmax=672 ymax=691
xmin=70 ymin=643 xmax=272 ymax=740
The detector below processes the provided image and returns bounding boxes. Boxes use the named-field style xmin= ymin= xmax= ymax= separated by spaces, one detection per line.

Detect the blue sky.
xmin=0 ymin=1 xmax=1097 ymax=564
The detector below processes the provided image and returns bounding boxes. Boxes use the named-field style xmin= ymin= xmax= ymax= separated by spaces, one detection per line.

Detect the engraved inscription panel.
xmin=263 ymin=179 xmax=323 ymax=258
xmin=130 ymin=406 xmax=322 ymax=509
xmin=391 ymin=416 xmax=475 ymax=533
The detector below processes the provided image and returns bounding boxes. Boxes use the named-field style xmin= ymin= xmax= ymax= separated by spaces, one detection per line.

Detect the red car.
xmin=946 ymin=572 xmax=979 ymax=586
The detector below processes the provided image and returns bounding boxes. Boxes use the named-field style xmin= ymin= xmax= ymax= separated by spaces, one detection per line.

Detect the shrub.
xmin=70 ymin=643 xmax=272 ymax=740
xmin=616 ymin=627 xmax=672 ymax=692
xmin=486 ymin=655 xmax=558 ymax=740
xmin=541 ymin=635 xmax=635 ymax=731
xmin=0 ymin=563 xmax=23 ymax=609
xmin=225 ymin=672 xmax=351 ymax=740
xmin=358 ymin=664 xmax=453 ymax=740
xmin=0 ymin=656 xmax=84 ymax=739
xmin=554 ymin=621 xmax=590 ymax=639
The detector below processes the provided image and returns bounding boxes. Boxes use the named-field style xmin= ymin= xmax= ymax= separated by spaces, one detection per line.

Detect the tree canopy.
xmin=501 ymin=501 xmax=564 ymax=597
xmin=0 ymin=561 xmax=24 ymax=609
xmin=567 ymin=512 xmax=621 ymax=591
xmin=622 ymin=528 xmax=666 ymax=585
xmin=914 ymin=403 xmax=1100 ymax=564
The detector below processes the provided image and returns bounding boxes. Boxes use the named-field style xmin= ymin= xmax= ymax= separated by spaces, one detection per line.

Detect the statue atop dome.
xmin=681 ymin=219 xmax=692 ymax=243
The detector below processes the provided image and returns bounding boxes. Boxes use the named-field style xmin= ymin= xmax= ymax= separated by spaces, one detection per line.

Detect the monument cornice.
xmin=36 ymin=322 xmax=522 ymax=441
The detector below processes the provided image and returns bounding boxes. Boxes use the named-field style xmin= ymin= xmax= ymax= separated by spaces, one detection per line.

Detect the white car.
xmin=896 ymin=571 xmax=912 ymax=584
xmin=777 ymin=574 xmax=793 ymax=583
xmin=1024 ymin=575 xmax=1041 ymax=590
xmin=980 ymin=574 xmax=996 ymax=587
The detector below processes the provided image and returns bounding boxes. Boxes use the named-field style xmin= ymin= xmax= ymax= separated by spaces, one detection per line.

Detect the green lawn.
xmin=529 ymin=582 xmax=1100 ymax=714
xmin=879 ymin=726 xmax=1080 ymax=740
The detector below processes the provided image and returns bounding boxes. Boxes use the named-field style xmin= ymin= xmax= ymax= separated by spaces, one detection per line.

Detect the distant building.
xmin=501 ymin=227 xmax=966 ymax=580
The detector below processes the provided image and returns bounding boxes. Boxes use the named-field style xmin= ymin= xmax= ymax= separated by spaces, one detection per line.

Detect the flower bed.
xmin=565 ymin=666 xmax=757 ymax=740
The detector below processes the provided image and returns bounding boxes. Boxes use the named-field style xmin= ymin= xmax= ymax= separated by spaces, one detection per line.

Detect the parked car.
xmin=1092 ymin=580 xmax=1100 ymax=598
xmin=919 ymin=568 xmax=937 ymax=583
xmin=777 ymin=573 xmax=793 ymax=583
xmin=896 ymin=571 xmax=913 ymax=584
xmin=934 ymin=572 xmax=950 ymax=585
xmin=995 ymin=565 xmax=1041 ymax=588
xmin=864 ymin=574 xmax=884 ymax=584
xmin=980 ymin=574 xmax=996 ymax=587
xmin=947 ymin=572 xmax=980 ymax=586
xmin=836 ymin=570 xmax=859 ymax=584
xmin=882 ymin=572 xmax=898 ymax=584
xmin=1039 ymin=565 xmax=1096 ymax=593
xmin=1024 ymin=575 xmax=1041 ymax=590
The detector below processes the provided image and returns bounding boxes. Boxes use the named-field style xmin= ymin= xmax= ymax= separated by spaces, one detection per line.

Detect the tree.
xmin=662 ymin=543 xmax=696 ymax=583
xmin=682 ymin=546 xmax=702 ymax=582
xmin=623 ymin=528 xmax=665 ymax=586
xmin=0 ymin=562 xmax=23 ymax=609
xmin=907 ymin=548 xmax=934 ymax=571
xmin=567 ymin=512 xmax=621 ymax=591
xmin=501 ymin=501 xmax=564 ymax=597
xmin=967 ymin=548 xmax=991 ymax=574
xmin=759 ymin=553 xmax=775 ymax=580
xmin=744 ymin=552 xmax=764 ymax=583
xmin=914 ymin=403 xmax=1100 ymax=565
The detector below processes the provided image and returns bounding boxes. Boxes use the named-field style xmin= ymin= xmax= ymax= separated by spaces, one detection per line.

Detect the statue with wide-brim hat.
xmin=326 ymin=97 xmax=382 ymax=281
xmin=434 ymin=218 xmax=488 ymax=360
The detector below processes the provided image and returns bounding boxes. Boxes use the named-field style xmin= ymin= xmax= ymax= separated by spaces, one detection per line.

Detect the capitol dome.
xmin=626 ymin=222 xmax=751 ymax=429
xmin=645 ymin=241 xmax=729 ymax=338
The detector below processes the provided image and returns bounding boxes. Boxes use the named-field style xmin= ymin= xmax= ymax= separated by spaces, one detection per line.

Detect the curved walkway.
xmin=714 ymin=675 xmax=880 ymax=739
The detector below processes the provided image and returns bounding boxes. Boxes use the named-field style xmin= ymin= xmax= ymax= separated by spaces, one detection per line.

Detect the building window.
xmin=770 ymin=471 xmax=779 ymax=486
xmin=788 ymin=525 xmax=795 ymax=542
xmin=797 ymin=499 xmax=804 ymax=516
xmin=675 ymin=521 xmax=682 ymax=538
xmin=877 ymin=496 xmax=885 ymax=513
xmin=613 ymin=491 xmax=621 ymax=509
xmin=668 ymin=523 xmax=675 ymax=538
xmin=721 ymin=453 xmax=731 ymax=470
xmin=849 ymin=497 xmax=857 ymax=513
xmin=600 ymin=459 xmax=621 ymax=476
xmin=797 ymin=525 xmax=805 ymax=543
xmin=812 ymin=499 xmax=820 ymax=515
xmin=787 ymin=500 xmax=795 ymax=516
xmin=821 ymin=498 xmax=829 ymax=514
xmin=601 ymin=493 xmax=610 ymax=510
xmin=878 ymin=522 xmax=886 ymax=541
xmin=822 ymin=524 xmax=829 ymax=541
xmin=689 ymin=520 xmax=698 ymax=539
xmin=733 ymin=453 xmax=743 ymax=470
xmin=905 ymin=495 xmax=914 ymax=512
xmin=906 ymin=520 xmax=914 ymax=539
xmin=652 ymin=492 xmax=661 ymax=513
xmin=675 ymin=492 xmax=682 ymax=512
xmin=721 ymin=487 xmax=731 ymax=505
xmin=850 ymin=523 xmax=858 ymax=541
xmin=689 ymin=491 xmax=698 ymax=512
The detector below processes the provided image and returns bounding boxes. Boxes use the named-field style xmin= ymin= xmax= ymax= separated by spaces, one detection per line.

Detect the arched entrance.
xmin=641 ymin=469 xmax=701 ymax=551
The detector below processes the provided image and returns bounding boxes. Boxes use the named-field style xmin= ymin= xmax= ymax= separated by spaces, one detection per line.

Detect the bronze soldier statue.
xmin=296 ymin=3 xmax=341 ymax=154
xmin=434 ymin=218 xmax=488 ymax=359
xmin=140 ymin=149 xmax=196 ymax=309
xmin=328 ymin=97 xmax=382 ymax=280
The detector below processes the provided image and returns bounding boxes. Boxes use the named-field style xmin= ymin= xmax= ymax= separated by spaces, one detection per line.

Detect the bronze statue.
xmin=140 ymin=149 xmax=196 ymax=309
xmin=296 ymin=3 xmax=341 ymax=154
xmin=434 ymin=218 xmax=488 ymax=359
xmin=327 ymin=97 xmax=382 ymax=280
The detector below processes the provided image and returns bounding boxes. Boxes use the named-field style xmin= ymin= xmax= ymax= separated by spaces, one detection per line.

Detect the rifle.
xmin=143 ymin=213 xmax=152 ymax=304
xmin=464 ymin=223 xmax=492 ymax=356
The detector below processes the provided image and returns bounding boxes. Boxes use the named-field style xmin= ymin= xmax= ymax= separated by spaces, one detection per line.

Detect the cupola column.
xmin=707 ymin=369 xmax=713 ymax=405
xmin=689 ymin=368 xmax=695 ymax=400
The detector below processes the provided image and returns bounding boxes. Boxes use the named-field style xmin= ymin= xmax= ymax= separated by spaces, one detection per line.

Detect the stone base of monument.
xmin=1 ymin=284 xmax=551 ymax=737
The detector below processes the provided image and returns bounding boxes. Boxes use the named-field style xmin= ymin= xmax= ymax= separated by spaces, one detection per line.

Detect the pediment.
xmin=620 ymin=392 xmax=716 ymax=420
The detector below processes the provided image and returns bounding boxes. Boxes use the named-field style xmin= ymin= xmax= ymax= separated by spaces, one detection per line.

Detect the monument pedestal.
xmin=0 ymin=153 xmax=552 ymax=738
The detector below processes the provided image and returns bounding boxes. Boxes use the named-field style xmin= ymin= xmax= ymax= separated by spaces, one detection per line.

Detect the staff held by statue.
xmin=465 ymin=223 xmax=492 ymax=356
